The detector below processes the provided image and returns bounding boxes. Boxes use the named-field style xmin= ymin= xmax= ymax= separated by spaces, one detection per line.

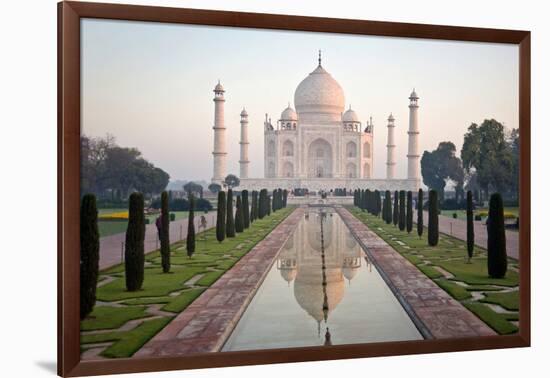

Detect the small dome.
xmin=214 ymin=81 xmax=224 ymax=92
xmin=240 ymin=108 xmax=248 ymax=117
xmin=280 ymin=105 xmax=297 ymax=121
xmin=388 ymin=113 xmax=395 ymax=122
xmin=342 ymin=107 xmax=359 ymax=123
xmin=409 ymin=89 xmax=418 ymax=99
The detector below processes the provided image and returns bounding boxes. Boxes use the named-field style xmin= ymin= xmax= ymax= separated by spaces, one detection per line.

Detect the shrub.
xmin=125 ymin=192 xmax=145 ymax=291
xmin=160 ymin=191 xmax=170 ymax=273
xmin=242 ymin=190 xmax=250 ymax=229
xmin=169 ymin=213 xmax=175 ymax=222
xmin=393 ymin=190 xmax=399 ymax=226
xmin=428 ymin=190 xmax=439 ymax=246
xmin=487 ymin=193 xmax=507 ymax=278
xmin=475 ymin=214 xmax=482 ymax=221
xmin=187 ymin=195 xmax=196 ymax=257
xmin=80 ymin=194 xmax=100 ymax=319
xmin=398 ymin=190 xmax=406 ymax=231
xmin=226 ymin=189 xmax=235 ymax=237
xmin=406 ymin=191 xmax=413 ymax=233
xmin=235 ymin=195 xmax=244 ymax=233
xmin=453 ymin=213 xmax=457 ymax=218
xmin=466 ymin=190 xmax=474 ymax=262
xmin=216 ymin=191 xmax=226 ymax=243
xmin=417 ymin=189 xmax=424 ymax=238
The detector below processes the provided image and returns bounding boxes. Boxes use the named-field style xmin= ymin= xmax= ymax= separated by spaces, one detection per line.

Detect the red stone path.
xmin=416 ymin=210 xmax=519 ymax=260
xmin=99 ymin=212 xmax=217 ymax=270
xmin=337 ymin=207 xmax=496 ymax=339
xmin=134 ymin=207 xmax=304 ymax=357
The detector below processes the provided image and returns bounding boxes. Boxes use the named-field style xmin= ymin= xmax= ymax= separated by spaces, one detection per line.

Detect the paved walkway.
xmin=416 ymin=211 xmax=519 ymax=260
xmin=99 ymin=212 xmax=218 ymax=270
xmin=337 ymin=207 xmax=495 ymax=339
xmin=134 ymin=207 xmax=304 ymax=357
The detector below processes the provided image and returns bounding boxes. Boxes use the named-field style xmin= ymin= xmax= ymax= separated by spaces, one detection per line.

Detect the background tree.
xmin=393 ymin=190 xmax=399 ymax=226
xmin=183 ymin=181 xmax=203 ymax=199
xmin=417 ymin=189 xmax=424 ymax=238
xmin=428 ymin=190 xmax=439 ymax=246
xmin=224 ymin=174 xmax=240 ymax=189
xmin=216 ymin=191 xmax=226 ymax=243
xmin=160 ymin=191 xmax=170 ymax=273
xmin=406 ymin=191 xmax=413 ymax=233
xmin=398 ymin=190 xmax=406 ymax=231
xmin=226 ymin=189 xmax=235 ymax=237
xmin=242 ymin=190 xmax=250 ymax=229
xmin=187 ymin=195 xmax=196 ymax=257
xmin=421 ymin=141 xmax=464 ymax=200
xmin=487 ymin=193 xmax=507 ymax=278
xmin=208 ymin=183 xmax=221 ymax=194
xmin=235 ymin=195 xmax=244 ymax=233
xmin=461 ymin=120 xmax=516 ymax=200
xmin=80 ymin=194 xmax=100 ymax=319
xmin=466 ymin=190 xmax=474 ymax=263
xmin=125 ymin=192 xmax=145 ymax=291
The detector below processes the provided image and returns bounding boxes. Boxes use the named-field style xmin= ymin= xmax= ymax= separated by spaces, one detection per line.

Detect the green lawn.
xmin=347 ymin=206 xmax=519 ymax=335
xmin=441 ymin=207 xmax=519 ymax=221
xmin=81 ymin=206 xmax=295 ymax=358
xmin=97 ymin=210 xmax=190 ymax=237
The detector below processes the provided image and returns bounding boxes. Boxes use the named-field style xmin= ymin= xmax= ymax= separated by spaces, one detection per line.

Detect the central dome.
xmin=294 ymin=64 xmax=345 ymax=120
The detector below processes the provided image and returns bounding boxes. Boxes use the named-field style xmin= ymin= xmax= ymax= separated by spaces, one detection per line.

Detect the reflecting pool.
xmin=222 ymin=208 xmax=423 ymax=351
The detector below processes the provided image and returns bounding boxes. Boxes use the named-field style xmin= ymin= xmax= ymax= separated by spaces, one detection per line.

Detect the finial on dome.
xmin=318 ymin=49 xmax=322 ymax=66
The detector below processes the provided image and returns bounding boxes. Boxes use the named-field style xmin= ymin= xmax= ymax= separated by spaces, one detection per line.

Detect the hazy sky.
xmin=81 ymin=18 xmax=518 ymax=182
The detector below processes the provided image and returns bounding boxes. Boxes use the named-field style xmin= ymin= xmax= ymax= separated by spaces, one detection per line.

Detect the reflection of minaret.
xmin=324 ymin=328 xmax=332 ymax=346
xmin=239 ymin=108 xmax=250 ymax=179
xmin=407 ymin=89 xmax=420 ymax=180
xmin=386 ymin=113 xmax=396 ymax=179
xmin=212 ymin=81 xmax=227 ymax=183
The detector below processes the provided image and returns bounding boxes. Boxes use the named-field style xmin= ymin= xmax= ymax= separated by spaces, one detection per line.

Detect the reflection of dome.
xmin=280 ymin=105 xmax=298 ymax=121
xmin=280 ymin=268 xmax=297 ymax=283
xmin=342 ymin=266 xmax=359 ymax=281
xmin=294 ymin=268 xmax=344 ymax=322
xmin=345 ymin=232 xmax=357 ymax=249
xmin=294 ymin=62 xmax=345 ymax=118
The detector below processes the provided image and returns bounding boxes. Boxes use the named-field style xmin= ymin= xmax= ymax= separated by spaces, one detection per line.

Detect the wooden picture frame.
xmin=58 ymin=1 xmax=531 ymax=376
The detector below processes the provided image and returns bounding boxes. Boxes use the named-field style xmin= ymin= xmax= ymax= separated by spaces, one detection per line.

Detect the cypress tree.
xmin=226 ymin=189 xmax=235 ymax=237
xmin=251 ymin=190 xmax=258 ymax=222
xmin=428 ymin=190 xmax=439 ymax=246
xmin=283 ymin=189 xmax=288 ymax=207
xmin=187 ymin=195 xmax=196 ymax=257
xmin=393 ymin=190 xmax=399 ymax=226
xmin=80 ymin=194 xmax=99 ymax=319
xmin=366 ymin=189 xmax=372 ymax=213
xmin=362 ymin=190 xmax=367 ymax=211
xmin=242 ymin=190 xmax=250 ymax=229
xmin=375 ymin=190 xmax=382 ymax=217
xmin=267 ymin=196 xmax=272 ymax=216
xmin=216 ymin=191 xmax=226 ymax=243
xmin=487 ymin=193 xmax=507 ymax=278
xmin=160 ymin=191 xmax=170 ymax=273
xmin=398 ymin=190 xmax=406 ymax=231
xmin=384 ymin=190 xmax=392 ymax=224
xmin=417 ymin=189 xmax=424 ymax=238
xmin=406 ymin=191 xmax=413 ymax=233
xmin=272 ymin=190 xmax=278 ymax=212
xmin=466 ymin=190 xmax=474 ymax=263
xmin=258 ymin=189 xmax=267 ymax=219
xmin=235 ymin=195 xmax=244 ymax=233
xmin=125 ymin=192 xmax=145 ymax=291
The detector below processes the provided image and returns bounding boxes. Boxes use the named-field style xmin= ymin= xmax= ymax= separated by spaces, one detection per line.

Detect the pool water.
xmin=222 ymin=208 xmax=423 ymax=351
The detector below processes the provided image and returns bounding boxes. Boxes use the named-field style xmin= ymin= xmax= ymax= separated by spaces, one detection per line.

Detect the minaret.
xmin=212 ymin=81 xmax=227 ymax=184
xmin=239 ymin=108 xmax=250 ymax=179
xmin=407 ymin=89 xmax=420 ymax=180
xmin=386 ymin=113 xmax=396 ymax=179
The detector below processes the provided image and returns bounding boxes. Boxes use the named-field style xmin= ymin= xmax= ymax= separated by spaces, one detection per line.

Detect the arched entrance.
xmin=308 ymin=138 xmax=333 ymax=178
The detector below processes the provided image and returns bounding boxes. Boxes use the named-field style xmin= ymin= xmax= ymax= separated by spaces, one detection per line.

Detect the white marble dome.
xmin=294 ymin=65 xmax=345 ymax=117
xmin=280 ymin=105 xmax=298 ymax=121
xmin=342 ymin=107 xmax=359 ymax=122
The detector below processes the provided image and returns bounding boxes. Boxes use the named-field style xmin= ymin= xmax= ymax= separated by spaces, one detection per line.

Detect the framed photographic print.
xmin=58 ymin=1 xmax=530 ymax=376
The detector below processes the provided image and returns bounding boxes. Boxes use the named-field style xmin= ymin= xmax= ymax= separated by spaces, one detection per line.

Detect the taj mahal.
xmin=211 ymin=52 xmax=421 ymax=192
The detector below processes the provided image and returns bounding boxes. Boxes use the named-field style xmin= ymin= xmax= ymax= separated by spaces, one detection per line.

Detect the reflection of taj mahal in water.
xmin=277 ymin=209 xmax=370 ymax=334
xmin=211 ymin=51 xmax=421 ymax=192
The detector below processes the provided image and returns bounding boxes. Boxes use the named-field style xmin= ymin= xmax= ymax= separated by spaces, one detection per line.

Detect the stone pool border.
xmin=336 ymin=207 xmax=495 ymax=339
xmin=134 ymin=207 xmax=305 ymax=358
